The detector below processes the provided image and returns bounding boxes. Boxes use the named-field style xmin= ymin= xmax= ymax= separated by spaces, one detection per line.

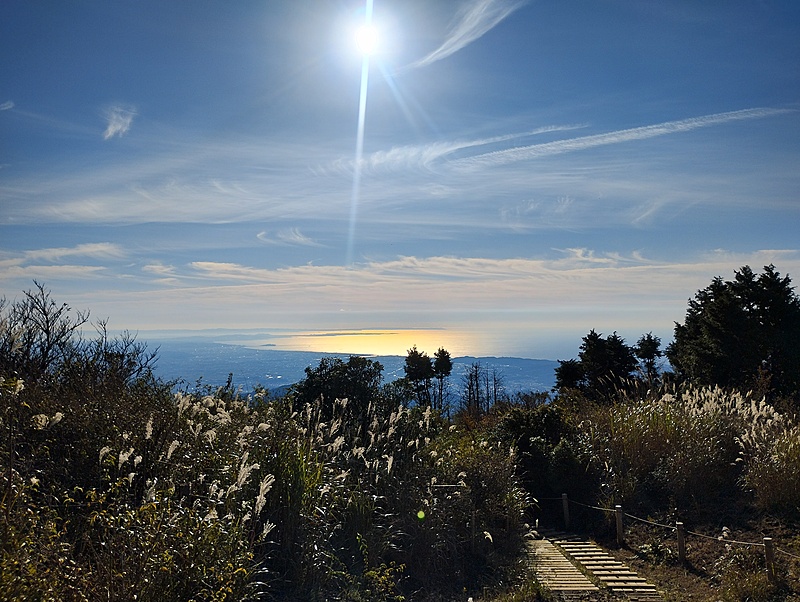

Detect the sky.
xmin=1 ymin=0 xmax=799 ymax=360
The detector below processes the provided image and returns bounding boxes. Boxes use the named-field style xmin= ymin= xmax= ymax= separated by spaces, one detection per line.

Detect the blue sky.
xmin=2 ymin=0 xmax=799 ymax=360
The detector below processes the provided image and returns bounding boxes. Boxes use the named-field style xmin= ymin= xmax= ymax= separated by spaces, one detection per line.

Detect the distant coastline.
xmin=148 ymin=337 xmax=558 ymax=394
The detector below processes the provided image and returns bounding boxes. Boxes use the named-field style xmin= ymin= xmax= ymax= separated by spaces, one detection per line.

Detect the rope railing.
xmin=777 ymin=547 xmax=800 ymax=561
xmin=542 ymin=493 xmax=800 ymax=584
xmin=569 ymin=498 xmax=612 ymax=513
xmin=684 ymin=528 xmax=763 ymax=548
xmin=622 ymin=511 xmax=674 ymax=531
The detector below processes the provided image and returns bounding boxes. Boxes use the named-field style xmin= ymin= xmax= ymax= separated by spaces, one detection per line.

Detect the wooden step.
xmin=553 ymin=539 xmax=663 ymax=601
xmin=527 ymin=539 xmax=600 ymax=593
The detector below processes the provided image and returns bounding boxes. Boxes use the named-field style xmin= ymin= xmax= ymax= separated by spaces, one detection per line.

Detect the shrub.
xmin=0 ymin=288 xmax=533 ymax=600
xmin=714 ymin=545 xmax=783 ymax=602
xmin=573 ymin=387 xmax=759 ymax=510
xmin=740 ymin=424 xmax=800 ymax=515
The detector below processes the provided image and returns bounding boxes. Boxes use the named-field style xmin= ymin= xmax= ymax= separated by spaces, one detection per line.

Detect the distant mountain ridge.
xmin=150 ymin=339 xmax=558 ymax=394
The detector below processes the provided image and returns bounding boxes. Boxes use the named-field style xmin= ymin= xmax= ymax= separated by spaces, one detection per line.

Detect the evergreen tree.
xmin=554 ymin=359 xmax=585 ymax=392
xmin=667 ymin=264 xmax=800 ymax=401
xmin=432 ymin=347 xmax=453 ymax=411
xmin=404 ymin=345 xmax=434 ymax=406
xmin=579 ymin=330 xmax=637 ymax=398
xmin=635 ymin=332 xmax=662 ymax=386
xmin=554 ymin=330 xmax=637 ymax=401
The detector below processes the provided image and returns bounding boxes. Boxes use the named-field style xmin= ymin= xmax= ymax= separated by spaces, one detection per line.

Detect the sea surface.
xmin=148 ymin=338 xmax=558 ymax=395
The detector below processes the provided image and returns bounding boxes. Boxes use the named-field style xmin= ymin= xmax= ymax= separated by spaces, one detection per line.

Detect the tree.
xmin=291 ymin=356 xmax=384 ymax=425
xmin=404 ymin=346 xmax=434 ymax=406
xmin=432 ymin=347 xmax=453 ymax=412
xmin=0 ymin=281 xmax=88 ymax=382
xmin=635 ymin=332 xmax=662 ymax=386
xmin=460 ymin=361 xmax=505 ymax=419
xmin=554 ymin=358 xmax=584 ymax=391
xmin=554 ymin=330 xmax=638 ymax=400
xmin=667 ymin=265 xmax=800 ymax=401
xmin=580 ymin=330 xmax=637 ymax=398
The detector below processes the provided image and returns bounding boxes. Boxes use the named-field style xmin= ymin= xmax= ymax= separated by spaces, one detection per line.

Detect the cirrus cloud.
xmin=103 ymin=104 xmax=137 ymax=140
xmin=409 ymin=0 xmax=529 ymax=69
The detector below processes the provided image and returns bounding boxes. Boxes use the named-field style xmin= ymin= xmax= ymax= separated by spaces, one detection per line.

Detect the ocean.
xmin=148 ymin=338 xmax=558 ymax=395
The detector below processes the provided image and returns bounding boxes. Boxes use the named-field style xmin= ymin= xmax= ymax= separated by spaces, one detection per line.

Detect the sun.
xmin=355 ymin=24 xmax=378 ymax=55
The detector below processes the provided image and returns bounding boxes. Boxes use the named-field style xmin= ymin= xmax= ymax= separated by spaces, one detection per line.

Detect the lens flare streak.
xmin=346 ymin=0 xmax=374 ymax=267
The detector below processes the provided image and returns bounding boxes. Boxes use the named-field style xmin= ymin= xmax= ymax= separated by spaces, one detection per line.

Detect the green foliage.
xmin=740 ymin=423 xmax=800 ymax=514
xmin=290 ymin=355 xmax=387 ymax=424
xmin=270 ymin=389 xmax=527 ymax=599
xmin=635 ymin=332 xmax=663 ymax=386
xmin=714 ymin=545 xmax=783 ymax=602
xmin=404 ymin=345 xmax=435 ymax=406
xmin=493 ymin=401 xmax=587 ymax=500
xmin=555 ymin=330 xmax=643 ymax=402
xmin=433 ymin=347 xmax=453 ymax=412
xmin=573 ymin=387 xmax=765 ymax=510
xmin=667 ymin=264 xmax=800 ymax=403
xmin=1 ymin=284 xmax=530 ymax=602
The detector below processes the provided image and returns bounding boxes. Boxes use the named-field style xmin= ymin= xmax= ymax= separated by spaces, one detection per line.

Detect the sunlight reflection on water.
xmin=237 ymin=329 xmax=478 ymax=358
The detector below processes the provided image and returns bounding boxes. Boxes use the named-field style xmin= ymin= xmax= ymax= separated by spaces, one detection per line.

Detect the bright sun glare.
xmin=355 ymin=24 xmax=378 ymax=55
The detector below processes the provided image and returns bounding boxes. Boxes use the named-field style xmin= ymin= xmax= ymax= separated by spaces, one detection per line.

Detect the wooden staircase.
xmin=528 ymin=531 xmax=662 ymax=601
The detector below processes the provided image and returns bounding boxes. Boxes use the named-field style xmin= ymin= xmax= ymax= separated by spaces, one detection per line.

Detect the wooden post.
xmin=562 ymin=493 xmax=570 ymax=530
xmin=764 ymin=537 xmax=776 ymax=584
xmin=615 ymin=505 xmax=624 ymax=547
xmin=676 ymin=522 xmax=686 ymax=563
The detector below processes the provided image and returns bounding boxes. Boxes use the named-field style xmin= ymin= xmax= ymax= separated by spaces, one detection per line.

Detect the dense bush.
xmin=739 ymin=418 xmax=800 ymax=514
xmin=527 ymin=384 xmax=800 ymax=523
xmin=0 ymin=286 xmax=529 ymax=601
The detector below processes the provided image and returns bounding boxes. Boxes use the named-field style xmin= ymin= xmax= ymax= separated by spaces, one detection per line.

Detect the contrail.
xmin=330 ymin=124 xmax=583 ymax=175
xmin=409 ymin=0 xmax=529 ymax=69
xmin=451 ymin=107 xmax=794 ymax=170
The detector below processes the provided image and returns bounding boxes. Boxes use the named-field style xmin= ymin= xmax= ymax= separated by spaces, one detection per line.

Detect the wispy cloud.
xmin=103 ymin=105 xmax=137 ymax=140
xmin=0 ymin=243 xmax=126 ymax=283
xmin=142 ymin=262 xmax=180 ymax=285
xmin=409 ymin=0 xmax=529 ymax=69
xmin=80 ymin=249 xmax=799 ymax=343
xmin=172 ymin=249 xmax=800 ymax=302
xmin=3 ymin=106 xmax=794 ymax=232
xmin=326 ymin=125 xmax=584 ymax=176
xmin=257 ymin=228 xmax=322 ymax=246
xmin=452 ymin=108 xmax=794 ymax=170
xmin=23 ymin=242 xmax=126 ymax=262
xmin=0 ymin=264 xmax=108 ymax=282
xmin=0 ymin=101 xmax=14 ymax=111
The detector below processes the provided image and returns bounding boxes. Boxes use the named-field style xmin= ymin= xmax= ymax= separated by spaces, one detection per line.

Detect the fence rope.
xmin=684 ymin=529 xmax=763 ymax=547
xmin=569 ymin=498 xmax=613 ymax=513
xmin=777 ymin=547 xmax=800 ymax=560
xmin=623 ymin=511 xmax=675 ymax=531
xmin=547 ymin=495 xmax=776 ymax=550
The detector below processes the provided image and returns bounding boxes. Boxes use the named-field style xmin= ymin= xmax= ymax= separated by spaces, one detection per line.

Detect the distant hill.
xmin=149 ymin=339 xmax=558 ymax=394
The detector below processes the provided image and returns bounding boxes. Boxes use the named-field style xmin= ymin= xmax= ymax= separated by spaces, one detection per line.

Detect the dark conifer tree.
xmin=667 ymin=264 xmax=800 ymax=402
